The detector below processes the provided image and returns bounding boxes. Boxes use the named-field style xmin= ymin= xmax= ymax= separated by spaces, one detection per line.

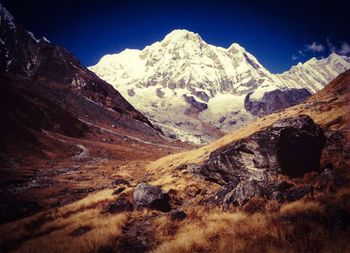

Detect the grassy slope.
xmin=146 ymin=70 xmax=350 ymax=190
xmin=0 ymin=70 xmax=349 ymax=253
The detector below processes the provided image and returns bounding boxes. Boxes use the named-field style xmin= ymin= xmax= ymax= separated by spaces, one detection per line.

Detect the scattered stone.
xmin=185 ymin=184 xmax=201 ymax=197
xmin=112 ymin=179 xmax=131 ymax=187
xmin=229 ymin=120 xmax=237 ymax=125
xmin=104 ymin=197 xmax=133 ymax=214
xmin=186 ymin=164 xmax=201 ymax=174
xmin=170 ymin=210 xmax=187 ymax=221
xmin=183 ymin=95 xmax=208 ymax=114
xmin=112 ymin=187 xmax=125 ymax=195
xmin=127 ymin=89 xmax=135 ymax=97
xmin=133 ymin=182 xmax=171 ymax=212
xmin=218 ymin=116 xmax=226 ymax=124
xmin=156 ymin=88 xmax=165 ymax=98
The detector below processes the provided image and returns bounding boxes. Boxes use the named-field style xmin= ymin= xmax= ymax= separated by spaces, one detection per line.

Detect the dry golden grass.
xmin=1 ymin=185 xmax=349 ymax=253
xmin=279 ymin=200 xmax=323 ymax=216
xmin=13 ymin=210 xmax=127 ymax=253
xmin=147 ymin=103 xmax=344 ymax=175
xmin=0 ymin=189 xmax=129 ymax=253
xmin=1 ymin=72 xmax=349 ymax=253
xmin=151 ymin=189 xmax=350 ymax=253
xmin=146 ymin=72 xmax=349 ymax=198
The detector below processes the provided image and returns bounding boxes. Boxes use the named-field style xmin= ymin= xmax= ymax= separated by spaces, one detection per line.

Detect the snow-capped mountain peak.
xmin=163 ymin=29 xmax=202 ymax=42
xmin=277 ymin=52 xmax=350 ymax=93
xmin=227 ymin=42 xmax=245 ymax=52
xmin=89 ymin=29 xmax=350 ymax=144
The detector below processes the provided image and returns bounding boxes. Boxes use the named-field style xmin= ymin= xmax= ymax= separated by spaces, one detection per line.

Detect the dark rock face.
xmin=156 ymin=88 xmax=165 ymax=98
xmin=183 ymin=95 xmax=208 ymax=114
xmin=0 ymin=75 xmax=89 ymax=143
xmin=211 ymin=179 xmax=314 ymax=206
xmin=197 ymin=115 xmax=326 ymax=206
xmin=112 ymin=179 xmax=131 ymax=187
xmin=112 ymin=187 xmax=126 ymax=195
xmin=198 ymin=115 xmax=325 ymax=185
xmin=170 ymin=210 xmax=187 ymax=221
xmin=0 ymin=3 xmax=160 ymax=136
xmin=193 ymin=90 xmax=210 ymax=102
xmin=244 ymin=88 xmax=311 ymax=117
xmin=133 ymin=183 xmax=171 ymax=212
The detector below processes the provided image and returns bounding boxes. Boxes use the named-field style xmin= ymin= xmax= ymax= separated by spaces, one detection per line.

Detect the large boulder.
xmin=133 ymin=182 xmax=171 ymax=212
xmin=198 ymin=115 xmax=325 ymax=185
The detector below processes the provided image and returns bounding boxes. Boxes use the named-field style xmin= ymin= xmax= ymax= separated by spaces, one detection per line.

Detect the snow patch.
xmin=26 ymin=31 xmax=40 ymax=43
xmin=41 ymin=37 xmax=51 ymax=43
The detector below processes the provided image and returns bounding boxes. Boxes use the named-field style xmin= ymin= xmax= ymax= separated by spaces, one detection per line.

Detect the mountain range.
xmin=89 ymin=29 xmax=350 ymax=143
xmin=0 ymin=3 xmax=170 ymax=163
xmin=1 ymin=2 xmax=350 ymax=252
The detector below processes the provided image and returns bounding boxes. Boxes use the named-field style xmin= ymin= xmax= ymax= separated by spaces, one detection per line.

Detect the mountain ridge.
xmin=89 ymin=29 xmax=350 ymax=143
xmin=0 ymin=3 xmax=163 ymax=137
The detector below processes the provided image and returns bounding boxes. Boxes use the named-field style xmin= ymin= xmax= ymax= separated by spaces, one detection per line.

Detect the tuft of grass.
xmin=0 ymin=189 xmax=129 ymax=253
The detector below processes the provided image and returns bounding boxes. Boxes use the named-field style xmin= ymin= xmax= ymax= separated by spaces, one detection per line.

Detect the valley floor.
xmin=0 ymin=119 xmax=190 ymax=224
xmin=1 ymin=71 xmax=350 ymax=253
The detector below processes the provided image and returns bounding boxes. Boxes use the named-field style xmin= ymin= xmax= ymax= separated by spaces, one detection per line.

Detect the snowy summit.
xmin=89 ymin=29 xmax=350 ymax=144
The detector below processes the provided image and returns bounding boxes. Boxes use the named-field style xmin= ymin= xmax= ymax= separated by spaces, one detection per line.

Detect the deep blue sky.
xmin=3 ymin=0 xmax=350 ymax=73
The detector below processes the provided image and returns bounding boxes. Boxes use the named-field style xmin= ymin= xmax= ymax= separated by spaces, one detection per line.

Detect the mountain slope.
xmin=1 ymin=70 xmax=348 ymax=253
xmin=0 ymin=3 xmax=193 ymax=224
xmin=0 ymin=3 xmax=160 ymax=136
xmin=90 ymin=29 xmax=350 ymax=144
xmin=0 ymin=2 xmax=170 ymax=166
xmin=278 ymin=53 xmax=350 ymax=92
xmin=147 ymin=69 xmax=350 ymax=198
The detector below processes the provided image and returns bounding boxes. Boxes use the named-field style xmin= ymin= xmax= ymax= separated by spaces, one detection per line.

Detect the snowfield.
xmin=89 ymin=29 xmax=350 ymax=143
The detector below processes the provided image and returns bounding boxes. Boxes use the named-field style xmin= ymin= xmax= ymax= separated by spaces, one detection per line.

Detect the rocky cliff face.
xmin=244 ymin=88 xmax=312 ymax=117
xmin=197 ymin=115 xmax=325 ymax=185
xmin=90 ymin=29 xmax=350 ymax=143
xmin=186 ymin=115 xmax=327 ymax=206
xmin=0 ymin=3 xmax=160 ymax=136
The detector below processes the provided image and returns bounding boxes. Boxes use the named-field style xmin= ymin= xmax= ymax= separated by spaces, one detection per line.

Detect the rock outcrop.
xmin=244 ymin=88 xmax=311 ymax=117
xmin=89 ymin=28 xmax=350 ymax=144
xmin=183 ymin=95 xmax=208 ymax=114
xmin=211 ymin=180 xmax=313 ymax=206
xmin=194 ymin=115 xmax=326 ymax=205
xmin=133 ymin=182 xmax=171 ymax=212
xmin=198 ymin=115 xmax=325 ymax=185
xmin=0 ymin=3 xmax=160 ymax=136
